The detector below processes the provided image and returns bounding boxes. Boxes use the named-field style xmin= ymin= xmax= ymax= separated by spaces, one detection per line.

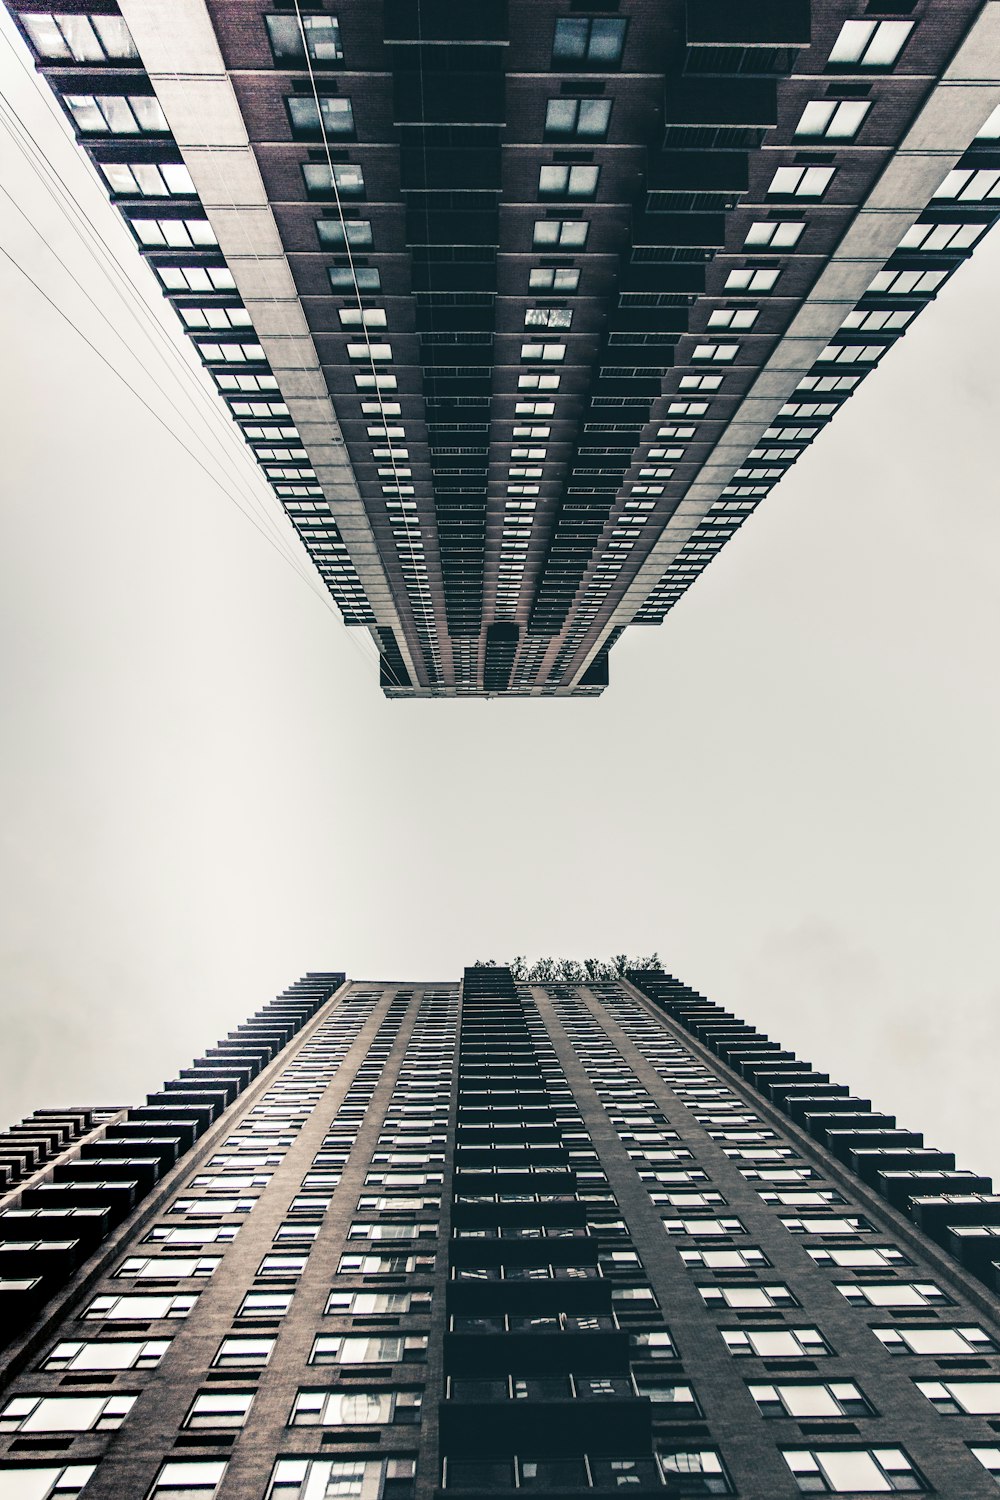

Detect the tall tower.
xmin=7 ymin=0 xmax=1000 ymax=694
xmin=1 ymin=964 xmax=999 ymax=1498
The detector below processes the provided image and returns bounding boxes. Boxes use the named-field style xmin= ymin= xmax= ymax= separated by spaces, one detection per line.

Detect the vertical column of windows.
xmin=0 ymin=987 xmax=381 ymax=1497
xmin=561 ymin=979 xmax=1000 ymax=1497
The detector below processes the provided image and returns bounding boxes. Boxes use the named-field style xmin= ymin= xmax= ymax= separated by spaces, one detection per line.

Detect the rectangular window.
xmin=328 ymin=266 xmax=381 ymax=293
xmin=916 ymin=1379 xmax=1000 ymax=1416
xmin=212 ymin=1337 xmax=274 ymax=1368
xmin=552 ymin=16 xmax=627 ymax=67
xmin=529 ymin=268 xmax=580 ymax=293
xmin=42 ymin=1339 xmax=170 ymax=1372
xmin=807 ymin=1247 xmax=909 ymax=1270
xmin=837 ymin=1281 xmax=949 ymax=1309
xmin=266 ymin=1459 xmax=413 ymax=1500
xmin=101 ymin=162 xmax=194 ymax=197
xmin=290 ymin=1390 xmax=421 ymax=1425
xmin=700 ymin=1284 xmax=797 ymax=1310
xmin=782 ymin=1447 xmax=925 ymax=1493
xmin=21 ymin=12 xmax=138 ymax=61
xmin=0 ymin=1467 xmax=94 ymax=1497
xmin=658 ymin=1450 xmax=733 ymax=1495
xmin=795 ymin=100 xmax=870 ymax=139
xmin=309 ymin=1335 xmax=428 ymax=1365
xmin=768 ymin=166 xmax=835 ymax=198
xmin=316 ymin=219 xmax=372 ymax=249
xmin=0 ymin=1395 xmax=136 ymax=1434
xmin=873 ymin=1326 xmax=995 ymax=1356
xmin=539 ymin=164 xmax=600 ymax=200
xmin=533 ymin=220 xmax=589 ymax=249
xmin=302 ymin=162 xmax=364 ymax=198
xmin=183 ymin=1392 xmax=254 ymax=1429
xmin=265 ymin=14 xmax=342 ymax=63
xmin=544 ymin=98 xmax=612 ymax=140
xmin=64 ymin=92 xmax=166 ymax=134
xmin=83 ymin=1294 xmax=196 ymax=1321
xmin=147 ymin=1461 xmax=228 ymax=1498
xmin=723 ymin=1328 xmax=832 ymax=1359
xmin=238 ymin=1292 xmax=292 ymax=1318
xmin=828 ymin=19 xmax=912 ymax=68
xmin=749 ymin=1382 xmax=874 ymax=1419
xmin=744 ymin=221 xmax=804 ymax=250
xmin=286 ymin=96 xmax=355 ymax=138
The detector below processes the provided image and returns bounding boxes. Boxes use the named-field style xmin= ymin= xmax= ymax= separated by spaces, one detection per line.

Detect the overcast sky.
xmin=1 ymin=15 xmax=999 ymax=1177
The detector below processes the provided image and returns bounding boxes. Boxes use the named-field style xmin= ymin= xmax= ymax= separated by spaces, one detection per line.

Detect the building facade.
xmin=7 ymin=0 xmax=1000 ymax=695
xmin=1 ymin=964 xmax=1000 ymax=1498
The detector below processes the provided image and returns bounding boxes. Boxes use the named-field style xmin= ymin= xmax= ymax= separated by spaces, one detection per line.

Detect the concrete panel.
xmin=118 ymin=0 xmax=225 ymax=76
xmin=152 ymin=79 xmax=247 ymax=149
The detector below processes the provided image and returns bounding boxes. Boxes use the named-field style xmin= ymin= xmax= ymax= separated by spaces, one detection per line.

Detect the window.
xmin=0 ymin=1468 xmax=95 ymax=1498
xmin=145 ymin=1225 xmax=238 ymax=1246
xmin=837 ymin=1282 xmax=949 ymax=1309
xmin=289 ymin=1390 xmax=421 ymax=1425
xmin=700 ymin=1284 xmax=796 ymax=1310
xmin=337 ymin=1253 xmax=433 ymax=1275
xmin=325 ymin=1291 xmax=426 ymax=1315
xmin=238 ymin=1291 xmax=292 ymax=1317
xmin=828 ymin=20 xmax=912 ymax=68
xmin=286 ymin=96 xmax=355 ymax=138
xmin=64 ymin=93 xmax=167 ymax=133
xmin=184 ymin=1392 xmax=254 ymax=1429
xmin=212 ymin=1337 xmax=274 ymax=1369
xmin=0 ymin=1395 xmax=136 ymax=1433
xmin=316 ymin=219 xmax=373 ymax=249
xmin=916 ymin=1379 xmax=1000 ymax=1416
xmin=552 ymin=16 xmax=627 ymax=66
xmin=529 ymin=268 xmax=580 ymax=292
xmin=328 ymin=267 xmax=381 ymax=293
xmin=768 ymin=166 xmax=835 ymax=199
xmin=972 ymin=1449 xmax=1000 ymax=1484
xmin=658 ymin=1450 xmax=733 ymax=1496
xmin=115 ymin=1257 xmax=220 ymax=1281
xmin=257 ymin=1254 xmax=309 ymax=1277
xmin=936 ymin=167 xmax=1000 ymax=203
xmin=663 ymin=1218 xmax=745 ymax=1237
xmin=707 ymin=309 xmax=757 ymax=330
xmin=782 ymin=1448 xmax=924 ymax=1493
xmin=680 ymin=1249 xmax=770 ymax=1270
xmin=749 ymin=1382 xmax=874 ymax=1419
xmin=21 ymin=12 xmax=137 ymax=61
xmin=867 ymin=268 xmax=946 ymax=296
xmin=525 ymin=308 xmax=573 ymax=329
xmin=310 ymin=1335 xmax=427 ymax=1365
xmin=873 ymin=1326 xmax=995 ymax=1357
xmin=807 ymin=1247 xmax=909 ymax=1270
xmin=265 ymin=14 xmax=342 ymax=63
xmin=42 ymin=1339 xmax=169 ymax=1371
xmin=533 ymin=220 xmax=589 ymax=249
xmin=147 ymin=1461 xmax=228 ymax=1498
xmin=302 ymin=162 xmax=364 ymax=198
xmin=539 ymin=164 xmax=600 ymax=199
xmin=266 ymin=1459 xmax=414 ymax=1500
xmin=795 ymin=101 xmax=870 ymax=140
xmin=156 ymin=266 xmax=235 ymax=293
xmin=544 ymin=98 xmax=612 ymax=140
xmin=780 ymin=1216 xmax=871 ymax=1236
xmin=101 ymin=162 xmax=194 ymax=197
xmin=521 ymin=342 xmax=566 ymax=362
xmin=744 ymin=220 xmax=803 ymax=250
xmin=83 ymin=1294 xmax=196 ymax=1321
xmin=723 ymin=1328 xmax=832 ymax=1359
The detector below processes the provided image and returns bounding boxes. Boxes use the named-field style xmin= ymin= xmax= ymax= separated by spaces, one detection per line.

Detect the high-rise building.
xmin=1 ymin=964 xmax=999 ymax=1499
xmin=6 ymin=1 xmax=1000 ymax=695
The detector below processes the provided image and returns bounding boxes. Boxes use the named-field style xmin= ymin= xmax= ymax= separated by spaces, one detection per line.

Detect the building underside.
xmin=10 ymin=0 xmax=1000 ymax=693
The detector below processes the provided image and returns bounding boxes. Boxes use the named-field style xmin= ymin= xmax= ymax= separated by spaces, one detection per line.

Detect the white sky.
xmin=1 ymin=14 xmax=999 ymax=1175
